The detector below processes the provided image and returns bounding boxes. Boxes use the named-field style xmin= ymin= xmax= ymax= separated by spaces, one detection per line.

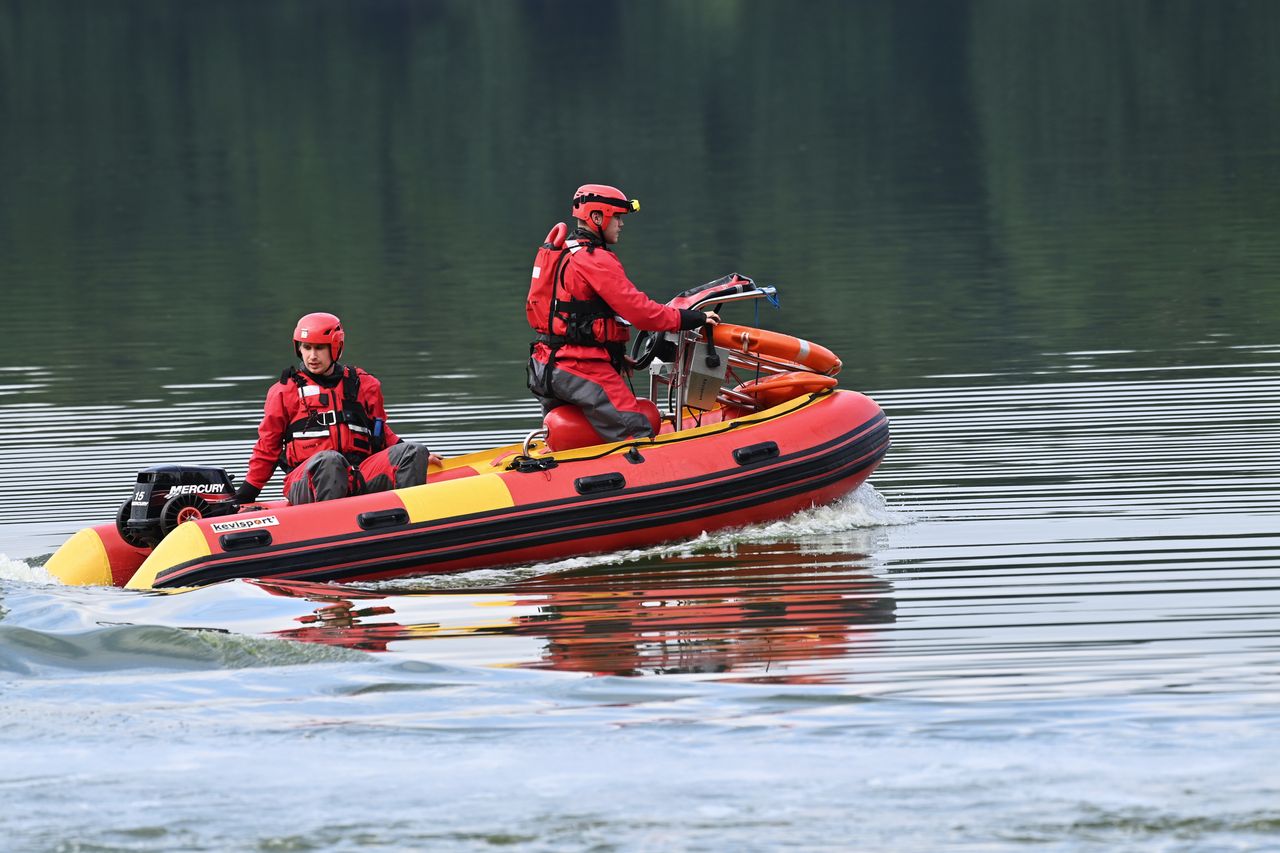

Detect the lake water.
xmin=3 ymin=2 xmax=1280 ymax=851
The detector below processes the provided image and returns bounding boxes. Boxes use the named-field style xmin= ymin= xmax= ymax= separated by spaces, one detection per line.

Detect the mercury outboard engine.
xmin=115 ymin=464 xmax=240 ymax=548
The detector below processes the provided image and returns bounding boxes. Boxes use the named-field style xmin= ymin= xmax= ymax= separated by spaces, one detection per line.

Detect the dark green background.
xmin=3 ymin=0 xmax=1277 ymax=403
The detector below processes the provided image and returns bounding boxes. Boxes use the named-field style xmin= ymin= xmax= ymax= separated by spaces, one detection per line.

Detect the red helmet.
xmin=293 ymin=312 xmax=344 ymax=360
xmin=572 ymin=184 xmax=639 ymax=230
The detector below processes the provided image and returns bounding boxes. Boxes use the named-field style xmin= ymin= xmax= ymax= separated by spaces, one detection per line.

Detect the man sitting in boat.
xmin=527 ymin=183 xmax=720 ymax=441
xmin=232 ymin=312 xmax=437 ymax=505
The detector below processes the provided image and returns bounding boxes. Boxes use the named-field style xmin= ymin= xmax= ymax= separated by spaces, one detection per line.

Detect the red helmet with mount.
xmin=572 ymin=184 xmax=639 ymax=231
xmin=293 ymin=312 xmax=344 ymax=360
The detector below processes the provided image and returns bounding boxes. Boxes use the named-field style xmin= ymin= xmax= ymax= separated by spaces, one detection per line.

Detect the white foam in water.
xmin=0 ymin=555 xmax=59 ymax=585
xmin=731 ymin=482 xmax=914 ymax=541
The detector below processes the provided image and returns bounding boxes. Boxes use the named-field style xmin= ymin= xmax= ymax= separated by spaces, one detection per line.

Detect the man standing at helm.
xmin=527 ymin=183 xmax=719 ymax=440
xmin=234 ymin=312 xmax=438 ymax=505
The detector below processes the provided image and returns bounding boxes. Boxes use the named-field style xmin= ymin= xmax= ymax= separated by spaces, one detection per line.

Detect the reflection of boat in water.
xmin=254 ymin=542 xmax=897 ymax=677
xmin=47 ymin=276 xmax=889 ymax=590
xmin=502 ymin=548 xmax=898 ymax=676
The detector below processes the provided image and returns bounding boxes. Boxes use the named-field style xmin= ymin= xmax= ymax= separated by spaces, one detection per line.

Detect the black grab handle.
xmin=357 ymin=508 xmax=409 ymax=530
xmin=733 ymin=441 xmax=780 ymax=466
xmin=219 ymin=529 xmax=272 ymax=551
xmin=574 ymin=472 xmax=626 ymax=495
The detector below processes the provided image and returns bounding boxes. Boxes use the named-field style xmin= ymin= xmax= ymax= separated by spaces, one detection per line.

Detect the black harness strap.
xmin=339 ymin=366 xmax=376 ymax=459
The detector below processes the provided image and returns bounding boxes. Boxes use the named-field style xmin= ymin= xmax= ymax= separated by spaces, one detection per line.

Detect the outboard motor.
xmin=115 ymin=464 xmax=239 ymax=549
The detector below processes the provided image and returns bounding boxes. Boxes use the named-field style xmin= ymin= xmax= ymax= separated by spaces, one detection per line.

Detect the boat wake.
xmin=724 ymin=481 xmax=912 ymax=540
xmin=0 ymin=556 xmax=56 ymax=585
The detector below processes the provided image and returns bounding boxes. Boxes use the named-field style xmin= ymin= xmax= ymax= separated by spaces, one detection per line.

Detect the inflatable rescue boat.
xmin=45 ymin=276 xmax=890 ymax=590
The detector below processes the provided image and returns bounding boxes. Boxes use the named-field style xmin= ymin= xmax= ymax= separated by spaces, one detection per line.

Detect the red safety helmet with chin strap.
xmin=572 ymin=184 xmax=640 ymax=232
xmin=293 ymin=312 xmax=345 ymax=360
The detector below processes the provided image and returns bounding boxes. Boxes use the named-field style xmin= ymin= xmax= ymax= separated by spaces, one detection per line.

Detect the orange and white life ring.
xmin=731 ymin=370 xmax=838 ymax=408
xmin=711 ymin=324 xmax=841 ymax=376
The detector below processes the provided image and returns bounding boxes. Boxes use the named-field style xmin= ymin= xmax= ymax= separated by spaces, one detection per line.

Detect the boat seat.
xmin=543 ymin=400 xmax=661 ymax=452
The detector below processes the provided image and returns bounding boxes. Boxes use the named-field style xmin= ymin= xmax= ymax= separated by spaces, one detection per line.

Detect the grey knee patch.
xmin=364 ymin=442 xmax=430 ymax=494
xmin=389 ymin=441 xmax=429 ymax=488
xmin=290 ymin=451 xmax=351 ymax=504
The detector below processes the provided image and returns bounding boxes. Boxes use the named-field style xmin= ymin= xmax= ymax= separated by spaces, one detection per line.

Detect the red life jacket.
xmin=279 ymin=366 xmax=382 ymax=471
xmin=526 ymin=223 xmax=625 ymax=350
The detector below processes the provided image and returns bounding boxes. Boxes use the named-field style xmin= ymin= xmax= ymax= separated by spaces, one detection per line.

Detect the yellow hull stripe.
xmin=126 ymin=522 xmax=211 ymax=590
xmin=397 ymin=473 xmax=515 ymax=523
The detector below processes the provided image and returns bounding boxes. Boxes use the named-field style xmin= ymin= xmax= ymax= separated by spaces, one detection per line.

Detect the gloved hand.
xmin=679 ymin=309 xmax=717 ymax=330
xmin=234 ymin=481 xmax=261 ymax=503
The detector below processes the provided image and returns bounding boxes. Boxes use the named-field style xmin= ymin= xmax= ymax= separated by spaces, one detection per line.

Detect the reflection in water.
xmin=508 ymin=550 xmax=895 ymax=677
xmin=250 ymin=579 xmax=423 ymax=653
xmin=252 ymin=542 xmax=896 ymax=677
xmin=5 ymin=2 xmax=1280 ymax=403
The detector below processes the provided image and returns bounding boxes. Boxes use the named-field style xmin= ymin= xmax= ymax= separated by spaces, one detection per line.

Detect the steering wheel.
xmin=629 ymin=330 xmax=662 ymax=371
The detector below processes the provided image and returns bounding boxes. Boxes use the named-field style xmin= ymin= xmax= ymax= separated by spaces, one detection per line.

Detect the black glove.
xmin=678 ymin=309 xmax=710 ymax=331
xmin=234 ymin=481 xmax=261 ymax=503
